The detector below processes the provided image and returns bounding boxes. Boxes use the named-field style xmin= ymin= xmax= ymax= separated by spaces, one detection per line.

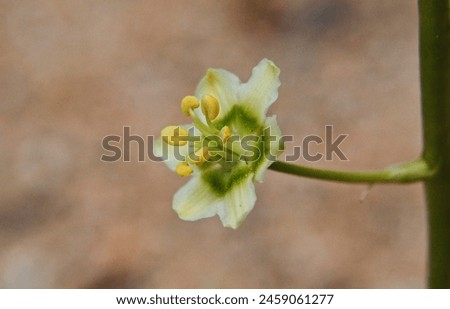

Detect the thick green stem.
xmin=269 ymin=158 xmax=433 ymax=184
xmin=266 ymin=0 xmax=448 ymax=288
xmin=418 ymin=0 xmax=450 ymax=288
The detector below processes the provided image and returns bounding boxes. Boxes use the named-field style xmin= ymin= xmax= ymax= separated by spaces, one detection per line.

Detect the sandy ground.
xmin=0 ymin=0 xmax=426 ymax=288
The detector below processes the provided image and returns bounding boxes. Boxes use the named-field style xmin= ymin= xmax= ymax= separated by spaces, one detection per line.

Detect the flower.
xmin=154 ymin=58 xmax=284 ymax=229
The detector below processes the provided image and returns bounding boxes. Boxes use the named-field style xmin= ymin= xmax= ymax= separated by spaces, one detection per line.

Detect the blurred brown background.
xmin=0 ymin=0 xmax=426 ymax=288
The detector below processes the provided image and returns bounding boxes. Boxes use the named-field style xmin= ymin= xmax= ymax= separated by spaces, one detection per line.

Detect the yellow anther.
xmin=221 ymin=126 xmax=231 ymax=142
xmin=190 ymin=147 xmax=210 ymax=166
xmin=201 ymin=95 xmax=220 ymax=120
xmin=176 ymin=162 xmax=193 ymax=177
xmin=161 ymin=126 xmax=189 ymax=146
xmin=181 ymin=96 xmax=200 ymax=116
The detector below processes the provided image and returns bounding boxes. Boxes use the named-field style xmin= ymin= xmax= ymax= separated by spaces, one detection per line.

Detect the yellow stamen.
xmin=201 ymin=95 xmax=220 ymax=120
xmin=190 ymin=147 xmax=210 ymax=166
xmin=176 ymin=162 xmax=193 ymax=176
xmin=161 ymin=126 xmax=189 ymax=146
xmin=181 ymin=96 xmax=200 ymax=116
xmin=221 ymin=126 xmax=231 ymax=142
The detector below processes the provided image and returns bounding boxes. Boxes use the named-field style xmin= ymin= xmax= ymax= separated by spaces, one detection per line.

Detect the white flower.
xmin=154 ymin=59 xmax=284 ymax=229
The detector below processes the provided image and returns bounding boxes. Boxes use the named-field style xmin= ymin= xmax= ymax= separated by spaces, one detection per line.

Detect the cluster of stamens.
xmin=161 ymin=95 xmax=233 ymax=177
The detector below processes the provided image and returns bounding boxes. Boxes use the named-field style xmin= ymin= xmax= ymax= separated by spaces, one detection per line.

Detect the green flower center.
xmin=162 ymin=95 xmax=271 ymax=195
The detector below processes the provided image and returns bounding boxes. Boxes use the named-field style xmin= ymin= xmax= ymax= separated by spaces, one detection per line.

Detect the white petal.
xmin=238 ymin=58 xmax=281 ymax=122
xmin=254 ymin=115 xmax=284 ymax=182
xmin=217 ymin=174 xmax=256 ymax=229
xmin=152 ymin=124 xmax=196 ymax=171
xmin=173 ymin=176 xmax=224 ymax=221
xmin=195 ymin=68 xmax=241 ymax=120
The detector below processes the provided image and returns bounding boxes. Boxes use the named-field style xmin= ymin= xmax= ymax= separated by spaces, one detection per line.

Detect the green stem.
xmin=267 ymin=0 xmax=448 ymax=288
xmin=269 ymin=158 xmax=434 ymax=184
xmin=418 ymin=0 xmax=450 ymax=288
